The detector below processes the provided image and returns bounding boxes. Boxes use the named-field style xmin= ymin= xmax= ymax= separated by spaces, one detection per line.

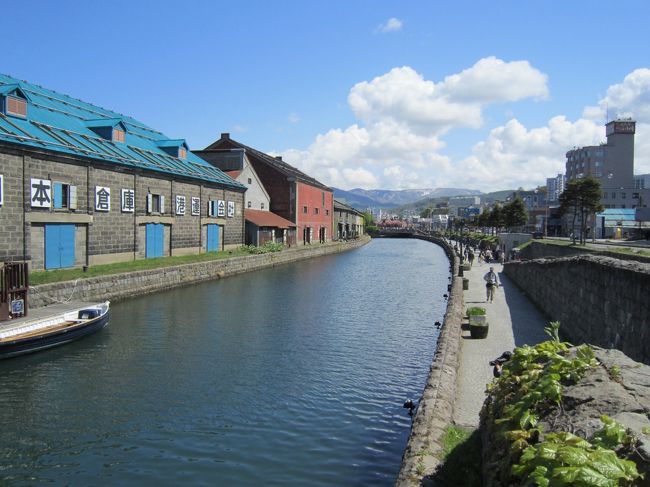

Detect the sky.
xmin=4 ymin=0 xmax=650 ymax=192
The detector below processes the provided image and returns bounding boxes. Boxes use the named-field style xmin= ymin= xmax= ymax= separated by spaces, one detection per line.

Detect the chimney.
xmin=221 ymin=132 xmax=230 ymax=140
xmin=275 ymin=156 xmax=282 ymax=161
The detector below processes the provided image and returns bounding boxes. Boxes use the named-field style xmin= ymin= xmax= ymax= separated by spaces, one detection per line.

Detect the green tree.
xmin=503 ymin=197 xmax=528 ymax=231
xmin=487 ymin=204 xmax=504 ymax=234
xmin=558 ymin=177 xmax=604 ymax=244
xmin=362 ymin=211 xmax=378 ymax=234
xmin=420 ymin=207 xmax=433 ymax=219
xmin=477 ymin=210 xmax=489 ymax=229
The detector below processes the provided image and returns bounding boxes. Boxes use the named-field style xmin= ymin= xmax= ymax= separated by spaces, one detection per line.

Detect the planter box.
xmin=469 ymin=314 xmax=488 ymax=338
xmin=469 ymin=324 xmax=489 ymax=339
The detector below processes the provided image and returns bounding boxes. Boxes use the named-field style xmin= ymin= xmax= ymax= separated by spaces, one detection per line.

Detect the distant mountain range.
xmin=333 ymin=187 xmax=481 ymax=209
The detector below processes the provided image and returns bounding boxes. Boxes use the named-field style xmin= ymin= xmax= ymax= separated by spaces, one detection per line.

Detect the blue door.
xmin=45 ymin=224 xmax=75 ymax=269
xmin=146 ymin=223 xmax=164 ymax=258
xmin=206 ymin=224 xmax=220 ymax=252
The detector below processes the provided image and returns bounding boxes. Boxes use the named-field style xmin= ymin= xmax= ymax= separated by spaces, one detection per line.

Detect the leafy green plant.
xmin=609 ymin=365 xmax=621 ymax=381
xmin=466 ymin=306 xmax=486 ymax=317
xmin=482 ymin=322 xmax=643 ymax=485
xmin=512 ymin=428 xmax=640 ymax=486
xmin=239 ymin=242 xmax=285 ymax=254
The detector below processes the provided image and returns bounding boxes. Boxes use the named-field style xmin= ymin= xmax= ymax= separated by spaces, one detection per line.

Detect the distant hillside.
xmin=395 ymin=189 xmax=516 ymax=214
xmin=333 ymin=187 xmax=480 ymax=209
xmin=333 ymin=188 xmax=394 ymax=209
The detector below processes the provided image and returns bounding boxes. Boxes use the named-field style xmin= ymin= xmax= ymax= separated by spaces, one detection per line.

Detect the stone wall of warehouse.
xmin=0 ymin=149 xmax=27 ymax=262
xmin=503 ymin=255 xmax=650 ymax=364
xmin=29 ymin=237 xmax=370 ymax=308
xmin=89 ymin=166 xmax=136 ymax=257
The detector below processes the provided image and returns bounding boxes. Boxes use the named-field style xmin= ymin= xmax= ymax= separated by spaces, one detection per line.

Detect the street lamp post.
xmin=544 ymin=204 xmax=549 ymax=237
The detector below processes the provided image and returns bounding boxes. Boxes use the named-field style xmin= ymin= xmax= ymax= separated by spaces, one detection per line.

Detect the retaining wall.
xmin=504 ymin=255 xmax=650 ymax=364
xmin=29 ymin=237 xmax=370 ymax=308
xmin=397 ymin=237 xmax=463 ymax=486
xmin=521 ymin=241 xmax=650 ymax=264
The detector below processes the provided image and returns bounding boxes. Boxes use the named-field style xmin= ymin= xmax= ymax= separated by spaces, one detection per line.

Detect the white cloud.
xmin=279 ymin=60 xmax=650 ymax=192
xmin=348 ymin=58 xmax=548 ymax=137
xmin=441 ymin=56 xmax=549 ymax=103
xmin=376 ymin=17 xmax=403 ymax=33
xmin=288 ymin=112 xmax=300 ymax=124
xmin=455 ymin=117 xmax=603 ymax=191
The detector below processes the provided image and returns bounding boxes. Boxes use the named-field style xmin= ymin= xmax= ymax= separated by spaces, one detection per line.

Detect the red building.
xmin=196 ymin=134 xmax=333 ymax=244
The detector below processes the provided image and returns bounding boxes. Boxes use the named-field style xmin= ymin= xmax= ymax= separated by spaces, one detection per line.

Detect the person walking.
xmin=483 ymin=266 xmax=500 ymax=302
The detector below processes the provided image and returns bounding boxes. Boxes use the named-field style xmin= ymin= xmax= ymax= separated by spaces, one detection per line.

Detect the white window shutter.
xmin=68 ymin=185 xmax=77 ymax=210
xmin=160 ymin=195 xmax=165 ymax=214
xmin=147 ymin=194 xmax=153 ymax=213
xmin=208 ymin=200 xmax=213 ymax=216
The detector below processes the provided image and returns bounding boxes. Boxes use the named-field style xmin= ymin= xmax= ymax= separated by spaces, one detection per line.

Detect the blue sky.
xmin=5 ymin=0 xmax=650 ymax=191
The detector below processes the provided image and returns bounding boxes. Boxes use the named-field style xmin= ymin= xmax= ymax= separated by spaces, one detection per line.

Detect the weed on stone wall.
xmin=481 ymin=322 xmax=642 ymax=486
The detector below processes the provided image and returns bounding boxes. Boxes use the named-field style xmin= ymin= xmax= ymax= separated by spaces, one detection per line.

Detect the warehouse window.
xmin=113 ymin=127 xmax=126 ymax=143
xmin=6 ymin=96 xmax=27 ymax=118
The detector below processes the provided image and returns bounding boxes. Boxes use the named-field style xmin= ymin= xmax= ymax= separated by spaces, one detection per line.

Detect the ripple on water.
xmin=0 ymin=239 xmax=450 ymax=486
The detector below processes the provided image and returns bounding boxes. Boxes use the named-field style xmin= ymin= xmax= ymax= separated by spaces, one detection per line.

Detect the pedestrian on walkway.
xmin=483 ymin=266 xmax=499 ymax=302
xmin=467 ymin=248 xmax=475 ymax=267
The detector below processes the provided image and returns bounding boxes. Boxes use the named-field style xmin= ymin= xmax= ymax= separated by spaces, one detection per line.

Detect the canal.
xmin=0 ymin=238 xmax=450 ymax=486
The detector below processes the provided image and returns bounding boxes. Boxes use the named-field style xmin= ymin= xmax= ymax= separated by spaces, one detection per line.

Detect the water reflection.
xmin=0 ymin=239 xmax=449 ymax=486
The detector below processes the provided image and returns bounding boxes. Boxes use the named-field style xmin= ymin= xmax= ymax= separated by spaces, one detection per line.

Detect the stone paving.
xmin=452 ymin=257 xmax=549 ymax=428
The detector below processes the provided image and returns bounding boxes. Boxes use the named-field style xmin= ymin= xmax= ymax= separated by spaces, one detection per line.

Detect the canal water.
xmin=0 ymin=239 xmax=450 ymax=486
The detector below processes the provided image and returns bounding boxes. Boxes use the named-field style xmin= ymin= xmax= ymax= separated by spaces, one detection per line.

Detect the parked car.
xmin=532 ymin=232 xmax=544 ymax=239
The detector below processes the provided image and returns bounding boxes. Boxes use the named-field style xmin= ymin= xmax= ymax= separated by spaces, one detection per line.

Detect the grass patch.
xmin=30 ymin=248 xmax=255 ymax=285
xmin=433 ymin=426 xmax=482 ymax=486
xmin=441 ymin=425 xmax=473 ymax=458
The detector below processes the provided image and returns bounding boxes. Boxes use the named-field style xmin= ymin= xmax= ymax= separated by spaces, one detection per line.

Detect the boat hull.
xmin=0 ymin=312 xmax=109 ymax=360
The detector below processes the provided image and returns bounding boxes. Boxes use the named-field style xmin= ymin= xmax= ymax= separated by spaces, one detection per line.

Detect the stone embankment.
xmin=504 ymin=254 xmax=650 ymax=365
xmin=521 ymin=240 xmax=650 ymax=264
xmin=397 ymin=237 xmax=464 ymax=486
xmin=29 ymin=237 xmax=370 ymax=308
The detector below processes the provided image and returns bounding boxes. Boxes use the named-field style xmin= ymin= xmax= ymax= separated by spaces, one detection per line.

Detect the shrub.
xmin=466 ymin=306 xmax=486 ymax=317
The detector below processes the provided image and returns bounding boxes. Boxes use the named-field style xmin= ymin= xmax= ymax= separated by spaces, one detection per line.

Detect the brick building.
xmin=0 ymin=74 xmax=245 ymax=270
xmin=196 ymin=134 xmax=333 ymax=244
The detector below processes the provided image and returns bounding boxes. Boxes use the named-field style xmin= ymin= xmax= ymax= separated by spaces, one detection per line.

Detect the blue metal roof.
xmin=0 ymin=74 xmax=245 ymax=190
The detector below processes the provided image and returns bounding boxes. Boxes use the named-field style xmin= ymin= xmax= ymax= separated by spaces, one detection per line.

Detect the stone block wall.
xmin=522 ymin=241 xmax=650 ymax=264
xmin=0 ymin=149 xmax=25 ymax=261
xmin=171 ymin=180 xmax=201 ymax=252
xmin=89 ymin=167 xmax=136 ymax=257
xmin=504 ymin=255 xmax=650 ymax=364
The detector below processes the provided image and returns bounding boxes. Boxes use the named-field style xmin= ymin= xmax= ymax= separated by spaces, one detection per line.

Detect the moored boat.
xmin=0 ymin=301 xmax=110 ymax=359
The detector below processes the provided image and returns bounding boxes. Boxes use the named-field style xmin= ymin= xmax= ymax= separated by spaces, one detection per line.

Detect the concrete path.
xmin=452 ymin=258 xmax=549 ymax=427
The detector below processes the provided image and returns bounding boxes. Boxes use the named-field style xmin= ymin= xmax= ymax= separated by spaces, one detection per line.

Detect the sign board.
xmin=191 ymin=197 xmax=200 ymax=216
xmin=95 ymin=186 xmax=111 ymax=212
xmin=175 ymin=195 xmax=186 ymax=215
xmin=31 ymin=178 xmax=52 ymax=208
xmin=11 ymin=299 xmax=24 ymax=315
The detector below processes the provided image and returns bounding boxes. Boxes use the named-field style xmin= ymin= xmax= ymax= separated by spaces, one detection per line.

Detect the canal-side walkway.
xmin=452 ymin=259 xmax=549 ymax=428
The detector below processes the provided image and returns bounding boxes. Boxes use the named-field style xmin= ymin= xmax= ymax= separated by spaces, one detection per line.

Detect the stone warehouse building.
xmin=0 ymin=74 xmax=246 ymax=270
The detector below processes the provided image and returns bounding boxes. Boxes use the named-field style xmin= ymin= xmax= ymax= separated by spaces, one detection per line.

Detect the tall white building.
xmin=546 ymin=174 xmax=565 ymax=202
